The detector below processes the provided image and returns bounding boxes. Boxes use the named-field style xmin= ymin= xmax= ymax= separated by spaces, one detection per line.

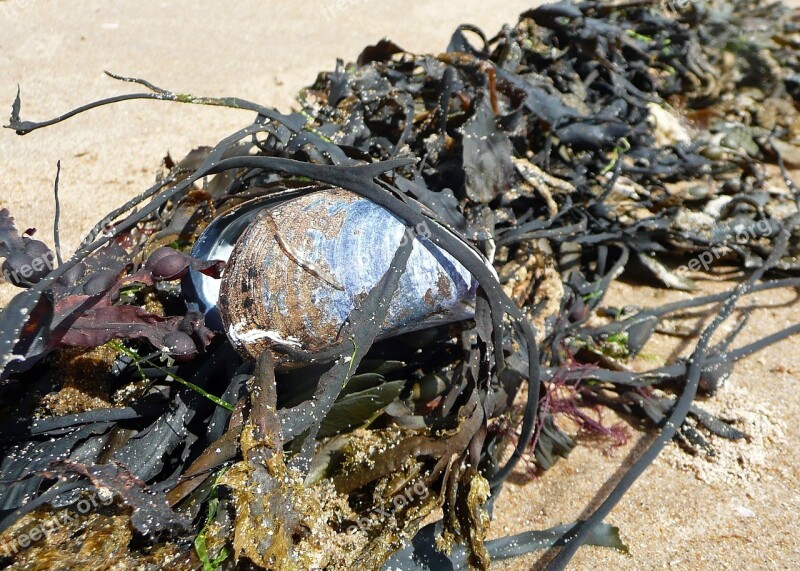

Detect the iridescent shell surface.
xmin=187 ymin=187 xmax=478 ymax=365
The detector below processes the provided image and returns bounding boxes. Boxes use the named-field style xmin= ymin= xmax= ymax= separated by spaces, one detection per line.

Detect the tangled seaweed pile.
xmin=1 ymin=0 xmax=800 ymax=569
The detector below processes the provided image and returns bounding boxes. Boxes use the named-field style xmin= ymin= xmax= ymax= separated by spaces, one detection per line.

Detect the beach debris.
xmin=1 ymin=1 xmax=799 ymax=569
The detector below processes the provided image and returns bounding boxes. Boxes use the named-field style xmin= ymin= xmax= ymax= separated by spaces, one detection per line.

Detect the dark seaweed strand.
xmin=0 ymin=480 xmax=87 ymax=534
xmin=52 ymin=160 xmax=63 ymax=266
xmin=276 ymin=229 xmax=415 ymax=445
xmin=546 ymin=217 xmax=797 ymax=569
xmin=722 ymin=323 xmax=800 ymax=362
xmin=8 ymin=73 xmax=358 ymax=168
xmin=290 ymin=235 xmax=416 ymax=472
xmin=549 ymin=278 xmax=792 ymax=566
xmin=390 ymin=96 xmax=415 ymax=158
xmin=593 ymin=276 xmax=800 ymax=337
xmin=0 ymin=393 xmax=168 ymax=441
xmin=537 ymin=301 xmax=800 ymax=387
xmin=5 ymin=72 xmax=304 ymax=136
xmin=77 ymin=171 xmax=177 ymax=249
xmin=492 ymin=316 xmax=540 ymax=486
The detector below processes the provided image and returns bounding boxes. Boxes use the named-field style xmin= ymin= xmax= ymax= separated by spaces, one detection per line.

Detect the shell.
xmin=186 ymin=187 xmax=479 ymax=366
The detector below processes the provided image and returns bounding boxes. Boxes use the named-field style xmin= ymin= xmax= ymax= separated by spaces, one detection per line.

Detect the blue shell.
xmin=186 ymin=188 xmax=479 ymax=364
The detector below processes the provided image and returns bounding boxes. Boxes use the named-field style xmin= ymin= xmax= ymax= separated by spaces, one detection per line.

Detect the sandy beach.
xmin=1 ymin=1 xmax=798 ymax=569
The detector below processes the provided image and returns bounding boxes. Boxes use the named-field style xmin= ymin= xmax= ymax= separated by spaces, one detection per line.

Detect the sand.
xmin=493 ymin=278 xmax=800 ymax=569
xmin=1 ymin=1 xmax=798 ymax=569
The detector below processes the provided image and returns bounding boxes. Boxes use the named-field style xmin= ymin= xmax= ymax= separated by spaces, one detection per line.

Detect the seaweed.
xmin=1 ymin=0 xmax=800 ymax=569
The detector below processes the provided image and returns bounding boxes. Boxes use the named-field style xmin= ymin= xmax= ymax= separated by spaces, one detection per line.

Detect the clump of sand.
xmin=661 ymin=385 xmax=786 ymax=485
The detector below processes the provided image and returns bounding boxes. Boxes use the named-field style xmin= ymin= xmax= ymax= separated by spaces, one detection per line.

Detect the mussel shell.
xmin=213 ymin=188 xmax=478 ymax=365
